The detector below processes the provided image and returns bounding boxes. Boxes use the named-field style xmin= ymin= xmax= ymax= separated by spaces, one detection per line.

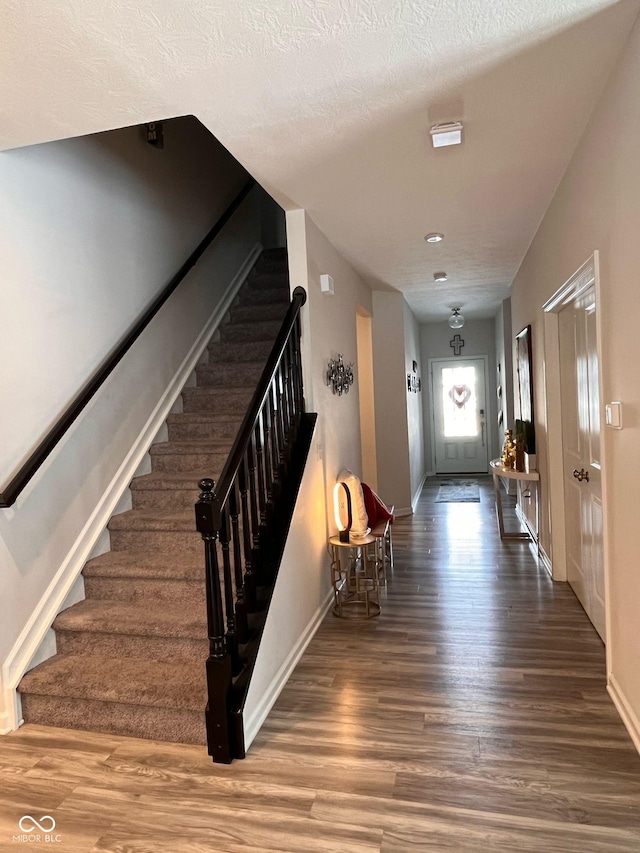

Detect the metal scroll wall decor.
xmin=326 ymin=354 xmax=354 ymax=395
xmin=407 ymin=374 xmax=421 ymax=393
xmin=407 ymin=359 xmax=422 ymax=393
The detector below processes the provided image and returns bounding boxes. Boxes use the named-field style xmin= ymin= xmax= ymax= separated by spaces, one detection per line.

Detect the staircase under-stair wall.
xmin=18 ymin=248 xmax=300 ymax=750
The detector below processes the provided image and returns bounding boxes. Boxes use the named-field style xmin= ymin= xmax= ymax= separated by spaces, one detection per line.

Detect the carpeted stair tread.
xmin=207 ymin=340 xmax=273 ymax=362
xmin=181 ymin=387 xmax=255 ymax=414
xmin=166 ymin=412 xmax=243 ymax=425
xmin=251 ymin=252 xmax=287 ymax=274
xmin=246 ymin=271 xmax=288 ymax=286
xmin=130 ymin=471 xmax=216 ymax=492
xmin=53 ymin=599 xmax=206 ymax=639
xmin=128 ymin=472 xmax=215 ymax=511
xmin=219 ymin=319 xmax=282 ymax=342
xmin=229 ymin=302 xmax=289 ymax=323
xmin=238 ymin=285 xmax=292 ymax=306
xmin=83 ymin=551 xmax=202 ymax=581
xmin=258 ymin=247 xmax=287 ymax=260
xmin=19 ymin=656 xmax=206 ymax=709
xmin=150 ymin=441 xmax=233 ymax=457
xmin=18 ymin=655 xmax=206 ymax=710
xmin=149 ymin=442 xmax=232 ymax=474
xmin=108 ymin=509 xmax=195 ymax=532
xmin=195 ymin=361 xmax=264 ymax=386
xmin=245 ymin=282 xmax=286 ymax=298
xmin=165 ymin=412 xmax=244 ymax=442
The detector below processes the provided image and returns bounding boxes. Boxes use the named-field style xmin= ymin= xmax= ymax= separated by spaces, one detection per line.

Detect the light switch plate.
xmin=320 ymin=274 xmax=334 ymax=295
xmin=605 ymin=401 xmax=622 ymax=429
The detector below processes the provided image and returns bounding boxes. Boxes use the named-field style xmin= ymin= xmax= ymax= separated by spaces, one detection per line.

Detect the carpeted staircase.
xmin=18 ymin=249 xmax=291 ymax=744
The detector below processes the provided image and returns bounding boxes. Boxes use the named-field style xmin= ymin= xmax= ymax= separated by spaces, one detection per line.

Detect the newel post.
xmin=195 ymin=478 xmax=235 ymax=764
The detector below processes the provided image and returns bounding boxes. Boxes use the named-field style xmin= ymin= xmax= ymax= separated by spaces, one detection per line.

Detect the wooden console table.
xmin=489 ymin=459 xmax=539 ymax=544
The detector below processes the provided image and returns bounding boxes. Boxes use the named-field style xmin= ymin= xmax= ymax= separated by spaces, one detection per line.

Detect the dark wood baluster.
xmin=282 ymin=343 xmax=294 ymax=447
xmin=247 ymin=432 xmax=260 ymax=549
xmin=194 ymin=478 xmax=234 ymax=764
xmin=285 ymin=336 xmax=298 ymax=445
xmin=292 ymin=314 xmax=305 ymax=423
xmin=219 ymin=507 xmax=239 ymax=675
xmin=275 ymin=360 xmax=288 ymax=471
xmin=263 ymin=398 xmax=274 ymax=509
xmin=270 ymin=372 xmax=280 ymax=468
xmin=282 ymin=352 xmax=293 ymax=458
xmin=246 ymin=436 xmax=261 ymax=602
xmin=254 ymin=419 xmax=267 ymax=526
xmin=230 ymin=480 xmax=249 ymax=642
xmin=267 ymin=380 xmax=280 ymax=497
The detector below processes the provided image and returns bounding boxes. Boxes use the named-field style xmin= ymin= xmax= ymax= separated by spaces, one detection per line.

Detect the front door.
xmin=432 ymin=358 xmax=488 ymax=474
xmin=559 ymin=284 xmax=606 ymax=641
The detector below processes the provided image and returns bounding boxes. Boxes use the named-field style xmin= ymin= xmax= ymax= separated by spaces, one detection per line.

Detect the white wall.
xmin=0 ymin=117 xmax=247 ymax=486
xmin=371 ymin=293 xmax=412 ymax=513
xmin=356 ymin=309 xmax=378 ymax=490
xmin=510 ymin=17 xmax=640 ymax=751
xmin=301 ymin=214 xmax=372 ymax=492
xmin=403 ymin=301 xmax=426 ymax=508
xmin=244 ymin=209 xmax=373 ymax=745
xmin=369 ymin=292 xmax=425 ymax=513
xmin=242 ymin=446 xmax=328 ymax=748
xmin=0 ymin=118 xmax=256 ymax=729
xmin=420 ymin=319 xmax=499 ymax=472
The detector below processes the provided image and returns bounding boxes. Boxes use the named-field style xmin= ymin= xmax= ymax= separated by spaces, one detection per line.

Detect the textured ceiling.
xmin=2 ymin=0 xmax=639 ymax=321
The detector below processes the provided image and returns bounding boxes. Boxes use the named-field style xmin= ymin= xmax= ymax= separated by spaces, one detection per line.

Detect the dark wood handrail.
xmin=210 ymin=286 xmax=307 ymax=529
xmin=0 ymin=177 xmax=257 ymax=508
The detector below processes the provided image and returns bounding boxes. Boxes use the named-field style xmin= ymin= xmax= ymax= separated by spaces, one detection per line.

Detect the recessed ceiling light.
xmin=434 ymin=272 xmax=448 ymax=282
xmin=430 ymin=121 xmax=463 ymax=148
xmin=424 ymin=232 xmax=444 ymax=243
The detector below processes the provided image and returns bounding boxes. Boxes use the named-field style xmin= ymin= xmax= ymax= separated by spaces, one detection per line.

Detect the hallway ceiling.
xmin=2 ymin=0 xmax=639 ymax=322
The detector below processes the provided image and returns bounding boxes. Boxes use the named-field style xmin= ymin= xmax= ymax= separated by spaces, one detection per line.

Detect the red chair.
xmin=361 ymin=483 xmax=394 ymax=584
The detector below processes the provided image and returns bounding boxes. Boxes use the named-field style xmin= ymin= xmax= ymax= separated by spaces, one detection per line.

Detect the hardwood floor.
xmin=1 ymin=476 xmax=639 ymax=851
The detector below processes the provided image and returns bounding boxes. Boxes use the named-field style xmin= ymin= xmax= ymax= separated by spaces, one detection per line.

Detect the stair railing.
xmin=0 ymin=178 xmax=256 ymax=508
xmin=195 ymin=285 xmax=313 ymax=764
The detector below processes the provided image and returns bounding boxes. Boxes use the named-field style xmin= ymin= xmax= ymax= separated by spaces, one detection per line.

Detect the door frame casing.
xmin=427 ymin=355 xmax=490 ymax=475
xmin=542 ymin=251 xmax=610 ymax=656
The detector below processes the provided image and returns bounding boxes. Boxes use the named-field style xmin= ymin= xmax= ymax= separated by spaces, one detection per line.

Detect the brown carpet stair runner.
xmin=18 ymin=248 xmax=291 ymax=745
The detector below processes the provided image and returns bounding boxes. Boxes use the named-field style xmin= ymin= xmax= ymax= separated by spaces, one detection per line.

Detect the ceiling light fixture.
xmin=434 ymin=272 xmax=448 ymax=282
xmin=424 ymin=232 xmax=444 ymax=243
xmin=430 ymin=121 xmax=463 ymax=148
xmin=448 ymin=307 xmax=465 ymax=329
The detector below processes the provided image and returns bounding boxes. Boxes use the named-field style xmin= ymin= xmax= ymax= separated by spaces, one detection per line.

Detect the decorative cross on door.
xmin=450 ymin=334 xmax=465 ymax=356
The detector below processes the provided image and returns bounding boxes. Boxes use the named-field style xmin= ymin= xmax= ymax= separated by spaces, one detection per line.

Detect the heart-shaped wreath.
xmin=449 ymin=384 xmax=471 ymax=409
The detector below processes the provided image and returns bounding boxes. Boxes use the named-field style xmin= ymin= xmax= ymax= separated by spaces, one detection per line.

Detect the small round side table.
xmin=329 ymin=534 xmax=380 ymax=619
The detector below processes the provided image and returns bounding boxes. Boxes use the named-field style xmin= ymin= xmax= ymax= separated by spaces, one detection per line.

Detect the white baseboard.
xmin=515 ymin=502 xmax=538 ymax=543
xmin=411 ymin=471 xmax=428 ymax=512
xmin=0 ymin=700 xmax=14 ymax=735
xmin=538 ymin=545 xmax=553 ymax=578
xmin=243 ymin=589 xmax=333 ymax=750
xmin=394 ymin=506 xmax=413 ymax=517
xmin=608 ymin=674 xmax=640 ymax=756
xmin=0 ymin=242 xmax=263 ymax=733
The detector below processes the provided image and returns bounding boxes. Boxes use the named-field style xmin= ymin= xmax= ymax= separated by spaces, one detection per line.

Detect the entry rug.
xmin=436 ymin=479 xmax=480 ymax=503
